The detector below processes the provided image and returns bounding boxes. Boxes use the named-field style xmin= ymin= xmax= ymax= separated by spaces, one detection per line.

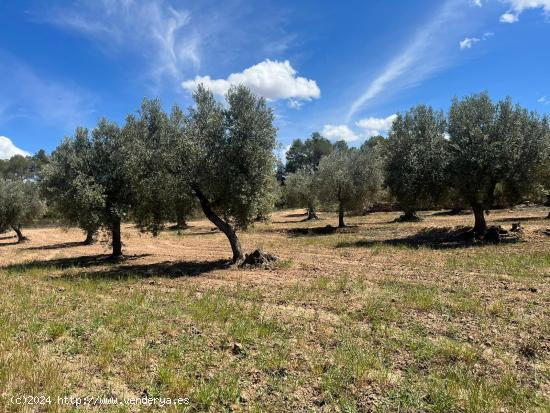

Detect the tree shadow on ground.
xmin=336 ymin=226 xmax=521 ymax=250
xmin=495 ymin=216 xmax=548 ymax=223
xmin=59 ymin=259 xmax=230 ymax=281
xmin=285 ymin=212 xmax=308 ymax=218
xmin=0 ymin=234 xmax=16 ymax=240
xmin=431 ymin=210 xmax=471 ymax=216
xmin=0 ymin=241 xmax=19 ymax=247
xmin=283 ymin=224 xmax=360 ymax=237
xmin=0 ymin=253 xmax=230 ymax=280
xmin=25 ymin=241 xmax=89 ymax=251
xmin=1 ymin=254 xmax=149 ymax=272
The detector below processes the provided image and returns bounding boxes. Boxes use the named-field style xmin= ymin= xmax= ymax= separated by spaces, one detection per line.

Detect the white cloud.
xmin=0 ymin=136 xmax=30 ymax=160
xmin=321 ymin=124 xmax=359 ymax=142
xmin=538 ymin=96 xmax=549 ymax=104
xmin=355 ymin=114 xmax=397 ymax=136
xmin=500 ymin=0 xmax=550 ymax=23
xmin=459 ymin=37 xmax=480 ymax=49
xmin=182 ymin=59 xmax=320 ymax=104
xmin=500 ymin=12 xmax=519 ymax=22
xmin=346 ymin=0 xmax=465 ymax=120
xmin=43 ymin=0 xmax=199 ymax=85
xmin=472 ymin=0 xmax=483 ymax=6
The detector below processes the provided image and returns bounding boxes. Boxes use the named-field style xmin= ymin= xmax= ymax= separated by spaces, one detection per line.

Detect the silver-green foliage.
xmin=0 ymin=178 xmax=44 ymax=238
xmin=41 ymin=128 xmax=103 ymax=236
xmin=41 ymin=119 xmax=131 ymax=254
xmin=284 ymin=169 xmax=318 ymax=212
xmin=182 ymin=85 xmax=278 ymax=230
xmin=385 ymin=105 xmax=449 ymax=215
xmin=125 ymin=85 xmax=278 ymax=262
xmin=316 ymin=147 xmax=383 ymax=226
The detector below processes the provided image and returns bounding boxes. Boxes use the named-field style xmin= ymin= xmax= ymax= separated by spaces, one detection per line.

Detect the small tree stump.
xmin=240 ymin=249 xmax=278 ymax=268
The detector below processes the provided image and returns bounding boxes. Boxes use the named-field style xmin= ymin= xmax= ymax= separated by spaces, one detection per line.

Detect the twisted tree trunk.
xmin=192 ymin=184 xmax=244 ymax=264
xmin=306 ymin=201 xmax=319 ymax=220
xmin=11 ymin=224 xmax=28 ymax=243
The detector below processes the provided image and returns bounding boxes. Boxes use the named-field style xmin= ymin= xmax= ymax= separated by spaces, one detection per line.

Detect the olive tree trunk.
xmin=401 ymin=209 xmax=420 ymax=221
xmin=338 ymin=200 xmax=345 ymax=228
xmin=11 ymin=224 xmax=28 ymax=243
xmin=84 ymin=230 xmax=96 ymax=245
xmin=306 ymin=201 xmax=319 ymax=220
xmin=192 ymin=185 xmax=244 ymax=264
xmin=471 ymin=203 xmax=487 ymax=235
xmin=111 ymin=217 xmax=122 ymax=257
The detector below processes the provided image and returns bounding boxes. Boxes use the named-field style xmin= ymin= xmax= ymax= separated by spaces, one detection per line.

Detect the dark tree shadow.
xmin=272 ymin=217 xmax=323 ymax=224
xmin=0 ymin=241 xmax=19 ymax=247
xmin=62 ymin=259 xmax=230 ymax=281
xmin=0 ymin=253 xmax=229 ymax=280
xmin=1 ymin=254 xmax=150 ymax=272
xmin=25 ymin=241 xmax=89 ymax=251
xmin=284 ymin=224 xmax=360 ymax=237
xmin=0 ymin=234 xmax=16 ymax=240
xmin=336 ymin=226 xmax=521 ymax=250
xmin=285 ymin=212 xmax=308 ymax=218
xmin=495 ymin=216 xmax=548 ymax=223
xmin=431 ymin=210 xmax=471 ymax=216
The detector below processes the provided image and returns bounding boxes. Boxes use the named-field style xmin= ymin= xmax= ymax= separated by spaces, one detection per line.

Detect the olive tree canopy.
xmin=284 ymin=169 xmax=319 ymax=220
xmin=0 ymin=178 xmax=44 ymax=242
xmin=181 ymin=85 xmax=278 ymax=263
xmin=385 ymin=105 xmax=449 ymax=220
xmin=42 ymin=120 xmax=131 ymax=256
xmin=317 ymin=147 xmax=383 ymax=227
xmin=448 ymin=92 xmax=549 ymax=234
xmin=41 ymin=128 xmax=103 ymax=244
xmin=126 ymin=86 xmax=278 ymax=263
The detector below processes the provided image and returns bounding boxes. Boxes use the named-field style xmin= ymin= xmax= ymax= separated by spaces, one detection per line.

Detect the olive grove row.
xmin=1 ymin=89 xmax=549 ymax=262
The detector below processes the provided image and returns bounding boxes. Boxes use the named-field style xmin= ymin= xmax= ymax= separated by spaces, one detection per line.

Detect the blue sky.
xmin=1 ymin=0 xmax=549 ymax=159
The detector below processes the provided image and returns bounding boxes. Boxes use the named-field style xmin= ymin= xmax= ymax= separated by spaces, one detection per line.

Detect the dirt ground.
xmin=0 ymin=208 xmax=549 ymax=412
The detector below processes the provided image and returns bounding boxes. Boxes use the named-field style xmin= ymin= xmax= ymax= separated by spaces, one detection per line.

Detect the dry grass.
xmin=0 ymin=207 xmax=549 ymax=412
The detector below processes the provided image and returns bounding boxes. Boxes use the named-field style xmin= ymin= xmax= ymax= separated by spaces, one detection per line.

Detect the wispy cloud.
xmin=459 ymin=37 xmax=480 ymax=49
xmin=346 ymin=0 xmax=468 ymax=121
xmin=460 ymin=31 xmax=493 ymax=49
xmin=538 ymin=96 xmax=550 ymax=105
xmin=41 ymin=0 xmax=200 ymax=88
xmin=0 ymin=52 xmax=95 ymax=131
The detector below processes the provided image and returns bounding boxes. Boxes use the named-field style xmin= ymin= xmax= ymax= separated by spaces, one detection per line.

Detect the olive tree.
xmin=448 ymin=92 xmax=548 ymax=234
xmin=41 ymin=128 xmax=103 ymax=244
xmin=126 ymin=86 xmax=277 ymax=263
xmin=385 ymin=105 xmax=449 ymax=221
xmin=317 ymin=148 xmax=382 ymax=227
xmin=123 ymin=99 xmax=179 ymax=235
xmin=0 ymin=178 xmax=44 ymax=242
xmin=42 ymin=120 xmax=131 ymax=256
xmin=182 ymin=85 xmax=277 ymax=262
xmin=284 ymin=169 xmax=319 ymax=220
